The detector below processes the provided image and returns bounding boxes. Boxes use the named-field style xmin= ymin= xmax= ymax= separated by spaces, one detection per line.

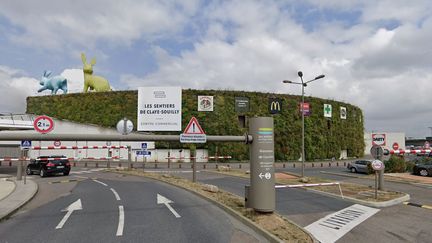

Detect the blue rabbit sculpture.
xmin=38 ymin=71 xmax=68 ymax=94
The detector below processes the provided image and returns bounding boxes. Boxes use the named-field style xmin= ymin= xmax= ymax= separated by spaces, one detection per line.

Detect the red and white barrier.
xmin=276 ymin=182 xmax=344 ymax=199
xmin=206 ymin=156 xmax=232 ymax=159
xmin=31 ymin=145 xmax=128 ymax=150
xmin=0 ymin=156 xmax=121 ymax=161
xmin=386 ymin=149 xmax=432 ymax=155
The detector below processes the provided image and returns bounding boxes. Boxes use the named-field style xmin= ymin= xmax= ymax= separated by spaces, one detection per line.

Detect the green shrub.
xmin=384 ymin=155 xmax=406 ymax=173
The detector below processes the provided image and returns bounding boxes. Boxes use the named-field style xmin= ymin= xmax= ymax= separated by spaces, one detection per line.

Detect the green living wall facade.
xmin=26 ymin=89 xmax=364 ymax=161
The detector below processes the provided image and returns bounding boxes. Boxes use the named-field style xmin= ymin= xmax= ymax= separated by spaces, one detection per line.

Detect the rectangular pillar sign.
xmin=249 ymin=117 xmax=275 ymax=213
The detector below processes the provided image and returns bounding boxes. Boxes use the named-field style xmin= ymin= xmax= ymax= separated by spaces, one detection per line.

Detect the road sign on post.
xmin=370 ymin=145 xmax=385 ymax=190
xmin=180 ymin=117 xmax=206 ymax=143
xmin=33 ymin=115 xmax=55 ymax=134
xmin=20 ymin=140 xmax=32 ymax=150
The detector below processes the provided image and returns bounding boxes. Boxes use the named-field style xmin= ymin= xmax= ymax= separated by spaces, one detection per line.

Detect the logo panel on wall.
xmin=340 ymin=106 xmax=347 ymax=119
xmin=198 ymin=96 xmax=214 ymax=111
xmin=235 ymin=97 xmax=250 ymax=113
xmin=372 ymin=133 xmax=386 ymax=146
xmin=299 ymin=102 xmax=310 ymax=116
xmin=324 ymin=104 xmax=332 ymax=118
xmin=269 ymin=98 xmax=282 ymax=114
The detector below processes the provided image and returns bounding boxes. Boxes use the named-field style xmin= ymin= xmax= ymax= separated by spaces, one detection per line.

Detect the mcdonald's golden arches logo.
xmin=269 ymin=98 xmax=282 ymax=114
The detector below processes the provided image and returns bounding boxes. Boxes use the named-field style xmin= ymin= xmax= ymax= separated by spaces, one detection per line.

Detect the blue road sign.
xmin=21 ymin=140 xmax=32 ymax=147
xmin=141 ymin=143 xmax=147 ymax=149
xmin=136 ymin=150 xmax=151 ymax=156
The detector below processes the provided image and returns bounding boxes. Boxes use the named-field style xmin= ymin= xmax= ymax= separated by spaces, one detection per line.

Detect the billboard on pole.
xmin=137 ymin=87 xmax=182 ymax=131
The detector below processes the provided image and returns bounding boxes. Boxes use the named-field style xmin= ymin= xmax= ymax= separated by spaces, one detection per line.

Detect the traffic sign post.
xmin=371 ymin=160 xmax=385 ymax=199
xmin=20 ymin=140 xmax=32 ymax=150
xmin=180 ymin=117 xmax=206 ymax=143
xmin=33 ymin=115 xmax=55 ymax=134
xmin=370 ymin=145 xmax=385 ymax=191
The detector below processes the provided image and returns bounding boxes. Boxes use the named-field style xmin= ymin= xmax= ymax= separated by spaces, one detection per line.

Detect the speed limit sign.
xmin=33 ymin=115 xmax=55 ymax=134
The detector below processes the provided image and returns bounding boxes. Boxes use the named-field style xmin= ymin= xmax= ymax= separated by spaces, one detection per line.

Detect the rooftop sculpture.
xmin=81 ymin=53 xmax=111 ymax=92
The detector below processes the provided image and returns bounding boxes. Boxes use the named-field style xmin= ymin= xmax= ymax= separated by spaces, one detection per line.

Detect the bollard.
xmin=321 ymin=163 xmax=323 ymax=167
xmin=337 ymin=162 xmax=339 ymax=167
xmin=73 ymin=162 xmax=76 ymax=167
xmin=96 ymin=162 xmax=98 ymax=168
xmin=85 ymin=162 xmax=88 ymax=167
xmin=312 ymin=163 xmax=314 ymax=167
xmin=9 ymin=161 xmax=12 ymax=166
xmin=203 ymin=164 xmax=206 ymax=169
xmin=329 ymin=163 xmax=331 ymax=167
xmin=283 ymin=163 xmax=285 ymax=168
xmin=154 ymin=163 xmax=157 ymax=168
xmin=179 ymin=163 xmax=181 ymax=169
xmin=216 ymin=164 xmax=219 ymax=169
xmin=239 ymin=164 xmax=242 ymax=169
xmin=118 ymin=162 xmax=122 ymax=167
xmin=344 ymin=162 xmax=346 ymax=166
xmin=293 ymin=163 xmax=295 ymax=168
xmin=131 ymin=163 xmax=134 ymax=169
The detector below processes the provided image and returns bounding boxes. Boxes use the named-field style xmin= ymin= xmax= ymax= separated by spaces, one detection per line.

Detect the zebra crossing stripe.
xmin=305 ymin=204 xmax=380 ymax=243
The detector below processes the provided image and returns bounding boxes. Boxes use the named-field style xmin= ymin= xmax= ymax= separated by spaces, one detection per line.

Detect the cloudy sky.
xmin=0 ymin=0 xmax=431 ymax=138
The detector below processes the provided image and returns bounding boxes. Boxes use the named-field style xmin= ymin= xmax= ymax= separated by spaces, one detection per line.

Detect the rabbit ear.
xmin=81 ymin=53 xmax=87 ymax=64
xmin=46 ymin=71 xmax=52 ymax=77
xmin=43 ymin=70 xmax=47 ymax=77
xmin=90 ymin=57 xmax=96 ymax=65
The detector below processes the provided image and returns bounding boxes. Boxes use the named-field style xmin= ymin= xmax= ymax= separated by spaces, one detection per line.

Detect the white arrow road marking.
xmin=56 ymin=199 xmax=82 ymax=229
xmin=259 ymin=173 xmax=264 ymax=179
xmin=157 ymin=194 xmax=181 ymax=218
xmin=110 ymin=188 xmax=121 ymax=201
xmin=116 ymin=205 xmax=124 ymax=236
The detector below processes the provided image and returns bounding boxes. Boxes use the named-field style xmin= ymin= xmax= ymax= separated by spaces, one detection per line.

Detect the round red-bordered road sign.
xmin=392 ymin=142 xmax=399 ymax=150
xmin=33 ymin=115 xmax=55 ymax=134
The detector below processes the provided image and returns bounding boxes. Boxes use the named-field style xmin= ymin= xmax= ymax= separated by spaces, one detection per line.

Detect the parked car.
xmin=413 ymin=163 xmax=432 ymax=177
xmin=26 ymin=155 xmax=71 ymax=177
xmin=347 ymin=160 xmax=372 ymax=174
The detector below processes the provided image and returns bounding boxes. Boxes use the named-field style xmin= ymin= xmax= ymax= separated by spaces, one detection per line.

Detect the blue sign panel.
xmin=21 ymin=140 xmax=32 ymax=148
xmin=136 ymin=150 xmax=151 ymax=156
xmin=141 ymin=143 xmax=147 ymax=149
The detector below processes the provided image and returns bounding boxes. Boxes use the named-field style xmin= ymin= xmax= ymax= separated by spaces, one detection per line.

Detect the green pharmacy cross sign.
xmin=324 ymin=104 xmax=332 ymax=118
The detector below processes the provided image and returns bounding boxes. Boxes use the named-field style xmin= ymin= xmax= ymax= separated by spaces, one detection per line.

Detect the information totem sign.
xmin=248 ymin=117 xmax=275 ymax=213
xmin=235 ymin=97 xmax=250 ymax=113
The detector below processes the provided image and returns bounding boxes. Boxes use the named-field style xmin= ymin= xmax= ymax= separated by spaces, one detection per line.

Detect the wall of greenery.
xmin=27 ymin=89 xmax=365 ymax=161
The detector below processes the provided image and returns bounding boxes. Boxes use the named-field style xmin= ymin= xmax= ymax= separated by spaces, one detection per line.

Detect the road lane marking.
xmin=116 ymin=205 xmax=124 ymax=236
xmin=93 ymin=179 xmax=108 ymax=186
xmin=403 ymin=202 xmax=432 ymax=210
xmin=56 ymin=199 xmax=83 ymax=229
xmin=111 ymin=188 xmax=121 ymax=201
xmin=305 ymin=204 xmax=379 ymax=243
xmin=157 ymin=194 xmax=181 ymax=218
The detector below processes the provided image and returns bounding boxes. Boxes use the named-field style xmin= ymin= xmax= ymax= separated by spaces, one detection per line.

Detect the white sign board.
xmin=372 ymin=133 xmax=386 ymax=146
xmin=198 ymin=96 xmax=214 ymax=111
xmin=137 ymin=87 xmax=182 ymax=131
xmin=324 ymin=104 xmax=332 ymax=118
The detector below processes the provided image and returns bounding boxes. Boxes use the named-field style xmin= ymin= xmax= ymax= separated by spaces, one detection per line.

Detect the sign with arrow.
xmin=56 ymin=199 xmax=82 ymax=229
xmin=180 ymin=116 xmax=206 ymax=143
xmin=157 ymin=194 xmax=181 ymax=218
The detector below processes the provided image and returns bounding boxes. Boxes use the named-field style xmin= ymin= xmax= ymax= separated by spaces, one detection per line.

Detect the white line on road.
xmin=305 ymin=204 xmax=379 ymax=243
xmin=93 ymin=179 xmax=108 ymax=186
xmin=111 ymin=188 xmax=121 ymax=201
xmin=116 ymin=205 xmax=124 ymax=236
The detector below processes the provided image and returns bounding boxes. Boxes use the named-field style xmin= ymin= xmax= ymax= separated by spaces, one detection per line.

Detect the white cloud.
xmin=61 ymin=69 xmax=84 ymax=93
xmin=0 ymin=66 xmax=40 ymax=113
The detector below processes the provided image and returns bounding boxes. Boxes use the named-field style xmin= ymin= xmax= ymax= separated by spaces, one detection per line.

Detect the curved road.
xmin=0 ymin=170 xmax=266 ymax=243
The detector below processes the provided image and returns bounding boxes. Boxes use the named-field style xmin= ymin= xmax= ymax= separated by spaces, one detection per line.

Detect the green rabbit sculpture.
xmin=81 ymin=53 xmax=111 ymax=92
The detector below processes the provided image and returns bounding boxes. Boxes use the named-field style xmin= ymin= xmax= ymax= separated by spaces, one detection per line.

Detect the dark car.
xmin=413 ymin=163 xmax=432 ymax=177
xmin=26 ymin=155 xmax=71 ymax=177
xmin=347 ymin=160 xmax=372 ymax=174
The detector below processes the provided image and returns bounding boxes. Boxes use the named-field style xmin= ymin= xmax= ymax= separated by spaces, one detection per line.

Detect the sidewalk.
xmin=0 ymin=174 xmax=38 ymax=221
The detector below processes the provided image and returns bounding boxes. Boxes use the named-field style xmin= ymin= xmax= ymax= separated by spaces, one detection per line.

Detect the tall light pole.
xmin=283 ymin=71 xmax=325 ymax=178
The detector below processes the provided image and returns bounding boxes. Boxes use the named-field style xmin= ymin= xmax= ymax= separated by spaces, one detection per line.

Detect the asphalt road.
xmin=0 ymin=169 xmax=267 ymax=243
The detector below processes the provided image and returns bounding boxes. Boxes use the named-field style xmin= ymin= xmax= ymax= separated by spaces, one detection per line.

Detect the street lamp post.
xmin=283 ymin=71 xmax=325 ymax=178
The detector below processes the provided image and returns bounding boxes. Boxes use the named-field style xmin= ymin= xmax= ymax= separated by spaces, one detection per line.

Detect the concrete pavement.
xmin=0 ymin=174 xmax=38 ymax=221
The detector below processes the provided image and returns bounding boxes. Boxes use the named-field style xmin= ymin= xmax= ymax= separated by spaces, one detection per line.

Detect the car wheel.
xmin=26 ymin=167 xmax=32 ymax=175
xmin=40 ymin=169 xmax=46 ymax=177
xmin=419 ymin=169 xmax=429 ymax=177
xmin=351 ymin=167 xmax=357 ymax=173
xmin=63 ymin=171 xmax=70 ymax=176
